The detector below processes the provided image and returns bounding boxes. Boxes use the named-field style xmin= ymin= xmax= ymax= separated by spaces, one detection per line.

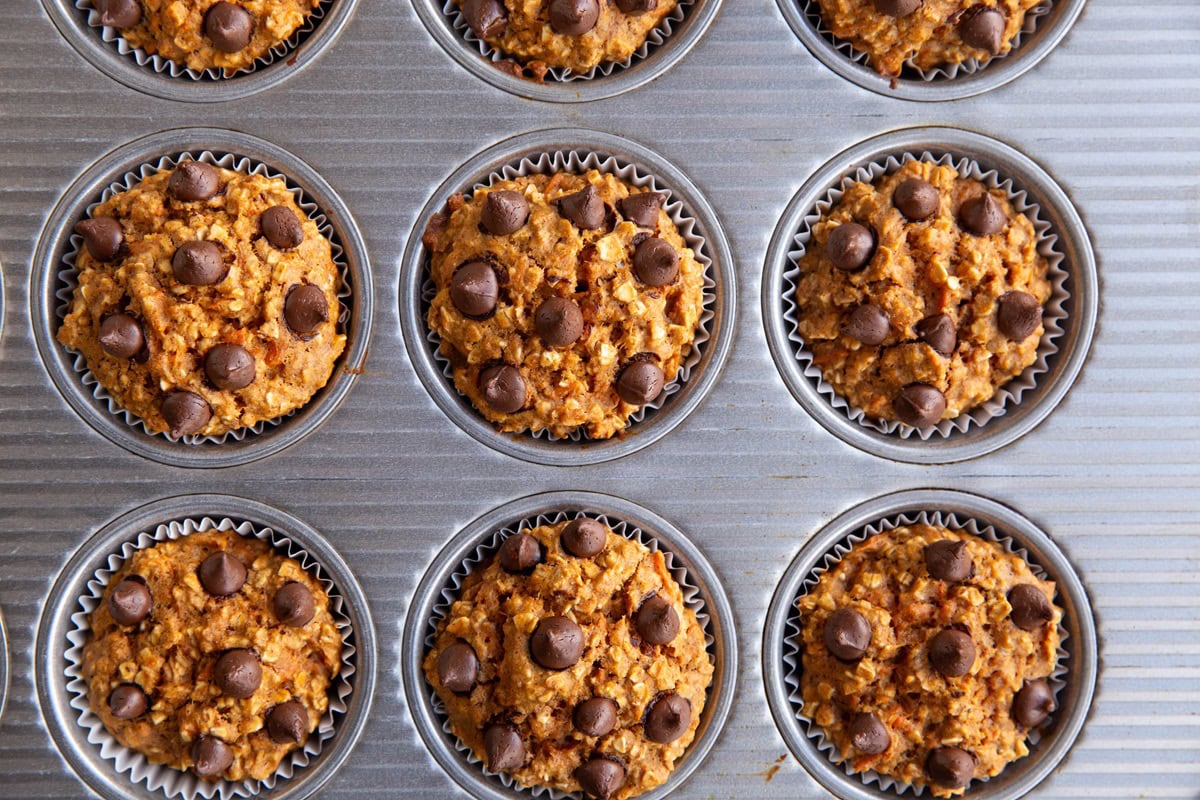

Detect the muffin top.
xmin=794 ymin=159 xmax=1051 ymax=428
xmin=796 ymin=524 xmax=1062 ymax=796
xmin=424 ymin=519 xmax=714 ymax=800
xmin=814 ymin=0 xmax=1042 ymax=77
xmin=90 ymin=0 xmax=323 ymax=72
xmin=58 ymin=159 xmax=346 ymax=440
xmin=424 ymin=170 xmax=705 ymax=440
xmin=81 ymin=528 xmax=342 ymax=782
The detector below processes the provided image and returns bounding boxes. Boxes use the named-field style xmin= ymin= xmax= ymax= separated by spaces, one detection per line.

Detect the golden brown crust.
xmin=797 ymin=525 xmax=1061 ymax=797
xmin=794 ymin=160 xmax=1050 ymax=424
xmin=81 ymin=528 xmax=342 ymax=782
xmin=423 ymin=521 xmax=714 ymax=799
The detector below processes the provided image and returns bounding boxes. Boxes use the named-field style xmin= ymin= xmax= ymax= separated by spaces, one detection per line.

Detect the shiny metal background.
xmin=1 ymin=0 xmax=1198 ymax=798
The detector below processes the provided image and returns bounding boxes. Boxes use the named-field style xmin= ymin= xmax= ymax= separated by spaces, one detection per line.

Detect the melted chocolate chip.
xmin=925 ymin=539 xmax=973 ymax=581
xmin=574 ymin=697 xmax=618 ymax=737
xmin=635 ymin=594 xmax=679 ymax=646
xmin=959 ymin=192 xmax=1006 ymax=236
xmin=915 ymin=314 xmax=957 ymax=356
xmin=462 ymin=0 xmax=507 ymax=37
xmin=109 ymin=684 xmax=149 ymax=719
xmin=437 ymin=641 xmax=479 ymax=694
xmin=960 ymin=7 xmax=1006 ymax=54
xmin=926 ymin=747 xmax=975 ymax=789
xmin=996 ymin=290 xmax=1042 ymax=340
xmin=479 ymin=365 xmax=526 ymax=413
xmin=284 ymin=284 xmax=329 ymax=335
xmin=192 ymin=736 xmax=233 ymax=778
xmin=483 ymin=724 xmax=525 ymax=772
xmin=482 ymin=190 xmax=528 ymax=235
xmin=850 ymin=713 xmax=890 ymax=755
xmin=273 ymin=581 xmax=315 ymax=627
xmin=205 ymin=343 xmax=256 ymax=391
xmin=94 ymin=0 xmax=142 ymax=27
xmin=615 ymin=0 xmax=656 ymax=12
xmin=645 ymin=692 xmax=690 ymax=743
xmin=530 ymin=615 xmax=584 ymax=670
xmin=562 ymin=518 xmax=606 ymax=557
xmin=1012 ymin=678 xmax=1055 ymax=728
xmin=266 ymin=700 xmax=309 ymax=744
xmin=827 ymin=222 xmax=875 ymax=271
xmin=214 ymin=648 xmax=261 ymax=698
xmin=168 ymin=161 xmax=220 ymax=203
xmin=450 ymin=261 xmax=499 ymax=318
xmin=498 ymin=532 xmax=543 ymax=573
xmin=823 ymin=607 xmax=871 ymax=661
xmin=632 ymin=237 xmax=679 ymax=286
xmin=1008 ymin=584 xmax=1054 ymax=630
xmin=261 ymin=205 xmax=303 ymax=249
xmin=535 ymin=296 xmax=584 ymax=347
xmin=172 ymin=240 xmax=225 ymax=285
xmin=204 ymin=2 xmax=253 ymax=53
xmin=842 ymin=303 xmax=889 ymax=346
xmin=75 ymin=217 xmax=124 ymax=261
xmin=198 ymin=551 xmax=247 ymax=596
xmin=549 ymin=0 xmax=600 ymax=34
xmin=575 ymin=757 xmax=626 ymax=800
xmin=619 ymin=192 xmax=662 ymax=226
xmin=616 ymin=361 xmax=664 ymax=406
xmin=929 ymin=629 xmax=976 ymax=677
xmin=893 ymin=383 xmax=946 ymax=427
xmin=874 ymin=0 xmax=921 ymax=14
xmin=161 ymin=390 xmax=211 ymax=438
xmin=557 ymin=185 xmax=604 ymax=230
xmin=893 ymin=177 xmax=940 ymax=220
xmin=108 ymin=577 xmax=151 ymax=626
xmin=98 ymin=313 xmax=145 ymax=359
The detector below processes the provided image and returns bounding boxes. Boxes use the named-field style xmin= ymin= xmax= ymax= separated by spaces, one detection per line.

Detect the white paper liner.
xmin=422 ymin=510 xmax=717 ymax=798
xmin=77 ymin=0 xmax=336 ymax=81
xmin=443 ymin=0 xmax=694 ymax=82
xmin=422 ymin=149 xmax=717 ymax=443
xmin=782 ymin=150 xmax=1070 ymax=440
xmin=57 ymin=149 xmax=354 ymax=446
xmin=798 ymin=0 xmax=1052 ymax=82
xmin=63 ymin=515 xmax=358 ymax=800
xmin=781 ymin=509 xmax=1072 ymax=797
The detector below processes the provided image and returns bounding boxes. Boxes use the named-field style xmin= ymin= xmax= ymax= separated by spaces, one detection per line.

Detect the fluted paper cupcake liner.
xmin=781 ymin=509 xmax=1071 ymax=797
xmin=63 ymin=515 xmax=357 ymax=800
xmin=781 ymin=150 xmax=1069 ymax=440
xmin=422 ymin=148 xmax=717 ymax=443
xmin=57 ymin=149 xmax=353 ymax=446
xmin=423 ymin=509 xmax=716 ymax=798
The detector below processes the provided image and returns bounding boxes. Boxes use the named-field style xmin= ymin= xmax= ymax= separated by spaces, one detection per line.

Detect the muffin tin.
xmin=3 ymin=0 xmax=1198 ymax=799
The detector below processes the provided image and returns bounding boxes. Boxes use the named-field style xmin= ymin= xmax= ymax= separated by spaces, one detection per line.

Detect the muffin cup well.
xmin=34 ymin=494 xmax=377 ymax=800
xmin=401 ymin=490 xmax=737 ymax=800
xmin=401 ymin=129 xmax=735 ymax=467
xmin=763 ymin=489 xmax=1097 ymax=800
xmin=762 ymin=127 xmax=1097 ymax=464
xmin=0 ymin=605 xmax=9 ymax=725
xmin=775 ymin=0 xmax=1086 ymax=101
xmin=31 ymin=128 xmax=373 ymax=469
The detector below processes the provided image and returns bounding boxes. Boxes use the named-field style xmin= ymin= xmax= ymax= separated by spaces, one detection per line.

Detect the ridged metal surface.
xmin=0 ymin=0 xmax=1198 ymax=798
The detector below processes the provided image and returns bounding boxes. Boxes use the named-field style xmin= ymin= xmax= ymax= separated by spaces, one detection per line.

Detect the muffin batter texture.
xmin=797 ymin=524 xmax=1062 ymax=796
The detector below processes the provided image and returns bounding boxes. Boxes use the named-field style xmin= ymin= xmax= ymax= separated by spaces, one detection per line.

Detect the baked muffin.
xmin=81 ymin=528 xmax=342 ymax=781
xmin=424 ymin=170 xmax=705 ymax=439
xmin=456 ymin=0 xmax=676 ymax=74
xmin=58 ymin=158 xmax=346 ymax=440
xmin=814 ymin=0 xmax=1040 ymax=77
xmin=424 ymin=519 xmax=714 ymax=800
xmin=794 ymin=159 xmax=1050 ymax=428
xmin=797 ymin=524 xmax=1061 ymax=796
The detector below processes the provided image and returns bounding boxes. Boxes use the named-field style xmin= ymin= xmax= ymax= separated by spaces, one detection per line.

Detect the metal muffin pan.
xmin=33 ymin=494 xmax=377 ymax=800
xmin=762 ymin=489 xmax=1098 ymax=800
xmin=401 ymin=490 xmax=737 ymax=800
xmin=0 ymin=605 xmax=9 ymax=725
xmin=30 ymin=126 xmax=373 ymax=469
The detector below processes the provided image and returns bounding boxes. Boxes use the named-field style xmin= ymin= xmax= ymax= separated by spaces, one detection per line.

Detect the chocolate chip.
xmin=172 ymin=240 xmax=225 ymax=285
xmin=549 ymin=0 xmax=599 ymax=34
xmin=530 ymin=615 xmax=584 ymax=670
xmin=161 ymin=390 xmax=211 ymax=437
xmin=827 ymin=222 xmax=875 ymax=271
xmin=266 ymin=700 xmax=308 ymax=745
xmin=535 ymin=297 xmax=584 ymax=347
xmin=498 ymin=532 xmax=542 ymax=573
xmin=284 ymin=284 xmax=329 ymax=335
xmin=108 ymin=577 xmax=151 ymax=626
xmin=562 ymin=518 xmax=606 ymax=557
xmin=615 ymin=0 xmax=656 ymax=12
xmin=842 ymin=304 xmax=889 ymax=346
xmin=635 ymin=594 xmax=679 ymax=646
xmin=98 ymin=313 xmax=145 ymax=359
xmin=645 ymin=692 xmax=690 ymax=744
xmin=925 ymin=540 xmax=973 ymax=582
xmin=959 ymin=192 xmax=1006 ymax=236
xmin=75 ymin=217 xmax=124 ymax=261
xmin=574 ymin=697 xmax=618 ymax=736
xmin=479 ymin=365 xmax=526 ymax=413
xmin=482 ymin=190 xmax=528 ymax=235
xmin=575 ymin=757 xmax=626 ymax=800
xmin=273 ymin=581 xmax=315 ymax=627
xmin=483 ymin=724 xmax=525 ymax=772
xmin=926 ymin=747 xmax=975 ymax=789
xmin=168 ymin=161 xmax=220 ymax=203
xmin=874 ymin=0 xmax=921 ymax=15
xmin=893 ymin=383 xmax=946 ymax=427
xmin=557 ymin=185 xmax=604 ymax=230
xmin=450 ymin=261 xmax=499 ymax=318
xmin=997 ymin=290 xmax=1042 ymax=340
xmin=620 ymin=192 xmax=662 ymax=226
xmin=205 ymin=343 xmax=256 ymax=391
xmin=915 ymin=314 xmax=956 ymax=356
xmin=109 ymin=684 xmax=148 ymax=719
xmin=1009 ymin=584 xmax=1053 ymax=630
xmin=1012 ymin=678 xmax=1055 ymax=728
xmin=632 ymin=237 xmax=679 ymax=286
xmin=198 ymin=551 xmax=247 ymax=596
xmin=616 ymin=361 xmax=664 ymax=406
xmin=204 ymin=2 xmax=253 ymax=53
xmin=215 ymin=648 xmax=261 ymax=698
xmin=462 ymin=0 xmax=507 ymax=37
xmin=261 ymin=205 xmax=303 ymax=249
xmin=823 ymin=607 xmax=871 ymax=661
xmin=960 ymin=7 xmax=1005 ymax=54
xmin=929 ymin=629 xmax=976 ymax=677
xmin=893 ymin=178 xmax=939 ymax=220
xmin=850 ymin=713 xmax=889 ymax=755
xmin=94 ymin=0 xmax=142 ymax=27
xmin=437 ymin=641 xmax=479 ymax=693
xmin=192 ymin=736 xmax=233 ymax=778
